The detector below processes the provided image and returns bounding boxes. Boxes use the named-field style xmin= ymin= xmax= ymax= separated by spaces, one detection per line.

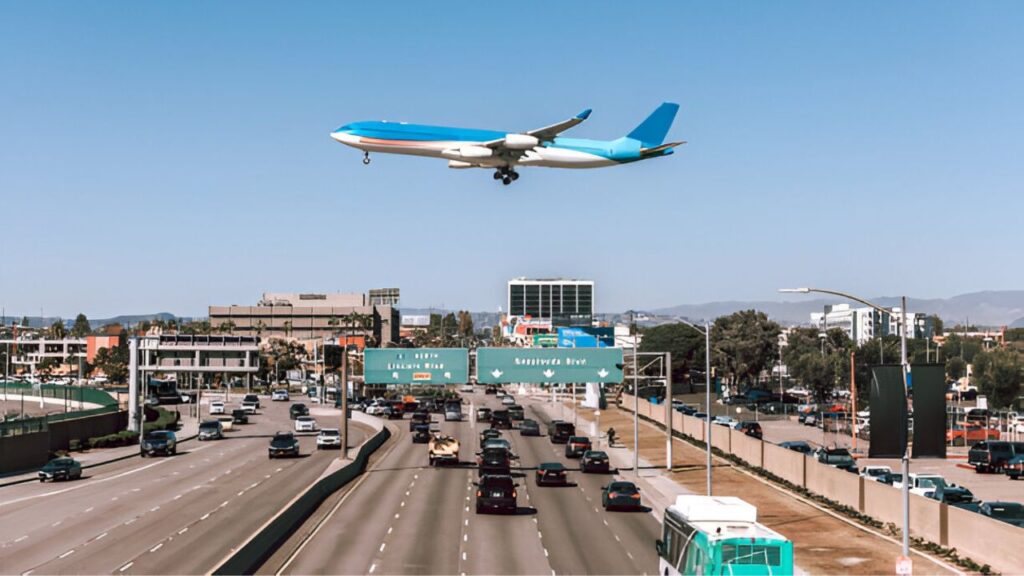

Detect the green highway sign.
xmin=365 ymin=348 xmax=469 ymax=385
xmin=476 ymin=348 xmax=623 ymax=384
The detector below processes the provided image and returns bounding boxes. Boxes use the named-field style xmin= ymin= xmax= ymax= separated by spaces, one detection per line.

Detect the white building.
xmin=809 ymin=305 xmax=930 ymax=345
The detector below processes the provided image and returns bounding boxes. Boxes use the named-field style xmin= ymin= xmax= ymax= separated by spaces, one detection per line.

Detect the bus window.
xmin=720 ymin=543 xmax=781 ymax=566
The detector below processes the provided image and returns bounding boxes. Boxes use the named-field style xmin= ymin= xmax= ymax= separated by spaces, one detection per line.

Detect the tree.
xmin=218 ymin=321 xmax=236 ymax=334
xmin=788 ymin=352 xmax=838 ymax=403
xmin=940 ymin=334 xmax=984 ymax=363
xmin=946 ymin=356 xmax=967 ymax=381
xmin=49 ymin=319 xmax=68 ymax=340
xmin=71 ymin=314 xmax=91 ymax=337
xmin=639 ymin=323 xmax=707 ymax=382
xmin=972 ymin=348 xmax=1023 ymax=408
xmin=283 ymin=321 xmax=293 ymax=338
xmin=93 ymin=341 xmax=129 ymax=383
xmin=259 ymin=337 xmax=308 ymax=381
xmin=710 ymin=310 xmax=781 ymax=389
xmin=457 ymin=311 xmax=474 ymax=339
xmin=930 ymin=315 xmax=944 ymax=337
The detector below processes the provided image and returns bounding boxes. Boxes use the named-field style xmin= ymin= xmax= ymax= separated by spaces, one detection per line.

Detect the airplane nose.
xmin=330 ymin=130 xmax=358 ymax=145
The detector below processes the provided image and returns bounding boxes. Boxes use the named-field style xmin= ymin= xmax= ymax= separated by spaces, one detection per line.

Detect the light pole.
xmin=678 ymin=318 xmax=712 ymax=496
xmin=781 ymin=287 xmax=912 ymax=565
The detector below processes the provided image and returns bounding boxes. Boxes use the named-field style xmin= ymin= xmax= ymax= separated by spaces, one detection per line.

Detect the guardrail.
xmin=620 ymin=393 xmax=1023 ymax=575
xmin=212 ymin=425 xmax=392 ymax=576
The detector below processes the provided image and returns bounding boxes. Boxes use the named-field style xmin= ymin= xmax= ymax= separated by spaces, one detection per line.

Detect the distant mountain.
xmin=1 ymin=313 xmax=182 ymax=330
xmin=648 ymin=290 xmax=1024 ymax=327
xmin=1011 ymin=317 xmax=1024 ymax=329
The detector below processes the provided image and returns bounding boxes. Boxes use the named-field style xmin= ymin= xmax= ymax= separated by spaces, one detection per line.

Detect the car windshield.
xmin=585 ymin=451 xmax=607 ymax=458
xmin=46 ymin=459 xmax=73 ymax=469
xmin=609 ymin=482 xmax=636 ymax=492
xmin=145 ymin=432 xmax=170 ymax=440
xmin=918 ymin=477 xmax=946 ymax=490
xmin=320 ymin=429 xmax=339 ymax=436
xmin=539 ymin=463 xmax=564 ymax=471
xmin=866 ymin=468 xmax=888 ymax=476
xmin=200 ymin=422 xmax=219 ymax=429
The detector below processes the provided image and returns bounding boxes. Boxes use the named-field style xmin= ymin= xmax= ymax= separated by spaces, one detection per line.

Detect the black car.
xmin=484 ymin=386 xmax=498 ymax=395
xmin=815 ymin=447 xmax=858 ymax=473
xmin=38 ymin=457 xmax=82 ymax=482
xmin=507 ymin=405 xmax=525 ymax=421
xmin=548 ymin=421 xmax=575 ymax=444
xmin=877 ymin=472 xmax=905 ymax=486
xmin=410 ymin=410 xmax=431 ymax=431
xmin=565 ymin=436 xmax=592 ymax=458
xmin=926 ymin=486 xmax=979 ymax=511
xmin=602 ymin=481 xmax=641 ymax=510
xmin=476 ymin=407 xmax=492 ymax=422
xmin=141 ymin=430 xmax=177 ymax=457
xmin=412 ymin=424 xmax=431 ymax=443
xmin=232 ymin=408 xmax=249 ymax=424
xmin=490 ymin=409 xmax=513 ymax=430
xmin=476 ymin=474 xmax=517 ymax=514
xmin=478 ymin=447 xmax=512 ymax=476
xmin=480 ymin=428 xmax=502 ymax=448
xmin=779 ymin=440 xmax=813 ymax=454
xmin=269 ymin=432 xmax=300 ymax=458
xmin=581 ymin=450 xmax=611 ymax=473
xmin=519 ymin=419 xmax=541 ymax=437
xmin=535 ymin=462 xmax=568 ymax=486
xmin=736 ymin=421 xmax=763 ymax=439
xmin=979 ymin=501 xmax=1024 ymax=528
xmin=289 ymin=403 xmax=309 ymax=420
xmin=968 ymin=441 xmax=1016 ymax=473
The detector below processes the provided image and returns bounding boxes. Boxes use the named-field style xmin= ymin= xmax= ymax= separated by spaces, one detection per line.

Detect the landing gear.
xmin=495 ymin=167 xmax=519 ymax=185
xmin=493 ymin=171 xmax=502 ymax=180
xmin=362 ymin=152 xmax=371 ymax=165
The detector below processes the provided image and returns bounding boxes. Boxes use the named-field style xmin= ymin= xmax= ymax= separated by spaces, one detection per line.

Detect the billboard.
xmin=477 ymin=348 xmax=623 ymax=384
xmin=364 ymin=348 xmax=469 ymax=385
xmin=869 ymin=365 xmax=908 ymax=458
xmin=557 ymin=326 xmax=614 ymax=348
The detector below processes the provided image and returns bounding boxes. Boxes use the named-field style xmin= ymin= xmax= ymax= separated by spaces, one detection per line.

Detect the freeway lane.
xmin=278 ymin=389 xmax=657 ymax=575
xmin=0 ymin=396 xmax=365 ymax=575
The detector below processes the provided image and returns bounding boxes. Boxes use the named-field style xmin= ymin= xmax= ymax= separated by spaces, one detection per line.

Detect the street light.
xmin=678 ymin=318 xmax=712 ymax=496
xmin=780 ymin=286 xmax=912 ymax=565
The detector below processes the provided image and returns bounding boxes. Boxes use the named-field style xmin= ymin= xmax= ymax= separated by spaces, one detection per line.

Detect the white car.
xmin=295 ymin=415 xmax=317 ymax=432
xmin=860 ymin=465 xmax=892 ymax=482
xmin=210 ymin=401 xmax=226 ymax=415
xmin=366 ymin=400 xmax=388 ymax=416
xmin=271 ymin=389 xmax=289 ymax=402
xmin=316 ymin=428 xmax=342 ymax=449
xmin=460 ymin=384 xmax=474 ymax=393
xmin=501 ymin=395 xmax=516 ymax=406
xmin=894 ymin=473 xmax=947 ymax=496
xmin=242 ymin=401 xmax=258 ymax=414
xmin=713 ymin=416 xmax=736 ymax=427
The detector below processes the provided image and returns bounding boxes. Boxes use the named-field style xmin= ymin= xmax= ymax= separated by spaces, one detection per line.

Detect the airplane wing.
xmin=480 ymin=108 xmax=591 ymax=150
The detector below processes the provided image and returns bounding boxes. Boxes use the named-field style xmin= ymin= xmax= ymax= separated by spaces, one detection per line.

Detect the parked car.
xmin=876 ymin=472 xmax=905 ymax=486
xmin=268 ymin=432 xmax=300 ymax=458
xmin=519 ymin=419 xmax=541 ymax=436
xmin=316 ymin=428 xmax=342 ymax=449
xmin=580 ymin=450 xmax=611 ymax=473
xmin=713 ymin=416 xmax=736 ymax=427
xmin=565 ymin=436 xmax=592 ymax=458
xmin=979 ymin=501 xmax=1024 ymax=528
xmin=860 ymin=465 xmax=893 ymax=482
xmin=925 ymin=486 xmax=979 ymax=511
xmin=475 ymin=474 xmax=517 ymax=514
xmin=271 ymin=389 xmax=289 ymax=402
xmin=1004 ymin=455 xmax=1024 ymax=480
xmin=894 ymin=473 xmax=949 ymax=496
xmin=294 ymin=415 xmax=317 ymax=432
xmin=968 ymin=441 xmax=1017 ymax=473
xmin=814 ymin=447 xmax=858 ymax=473
xmin=38 ymin=457 xmax=82 ymax=482
xmin=140 ymin=430 xmax=177 ymax=457
xmin=734 ymin=421 xmax=763 ymax=439
xmin=209 ymin=401 xmax=225 ymax=415
xmin=232 ymin=408 xmax=249 ymax=425
xmin=535 ymin=462 xmax=568 ymax=486
xmin=289 ymin=403 xmax=309 ymax=419
xmin=198 ymin=419 xmax=224 ymax=441
xmin=476 ymin=407 xmax=492 ymax=422
xmin=779 ymin=440 xmax=813 ymax=454
xmin=602 ymin=481 xmax=642 ymax=511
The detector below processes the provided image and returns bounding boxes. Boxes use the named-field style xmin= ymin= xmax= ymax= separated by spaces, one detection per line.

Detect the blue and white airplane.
xmin=330 ymin=102 xmax=683 ymax=184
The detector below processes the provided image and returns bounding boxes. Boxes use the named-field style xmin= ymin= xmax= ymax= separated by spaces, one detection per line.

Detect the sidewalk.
xmin=523 ymin=392 xmax=961 ymax=576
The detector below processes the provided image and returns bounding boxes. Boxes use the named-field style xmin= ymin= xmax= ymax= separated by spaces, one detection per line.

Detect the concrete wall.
xmin=730 ymin=428 xmax=763 ymax=468
xmin=0 ymin=410 xmax=127 ymax=474
xmin=861 ymin=476 xmax=903 ymax=527
xmin=48 ymin=411 xmax=127 ymax=452
xmin=909 ymin=492 xmax=945 ymax=546
xmin=762 ymin=442 xmax=805 ymax=486
xmin=947 ymin=504 xmax=1024 ymax=571
xmin=0 ymin=431 xmax=50 ymax=474
xmin=683 ymin=413 xmax=704 ymax=441
xmin=804 ymin=459 xmax=861 ymax=510
xmin=710 ymin=424 xmax=731 ymax=453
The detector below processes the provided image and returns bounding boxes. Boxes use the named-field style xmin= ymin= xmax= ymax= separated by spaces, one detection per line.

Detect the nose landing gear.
xmin=362 ymin=152 xmax=371 ymax=165
xmin=494 ymin=167 xmax=519 ymax=185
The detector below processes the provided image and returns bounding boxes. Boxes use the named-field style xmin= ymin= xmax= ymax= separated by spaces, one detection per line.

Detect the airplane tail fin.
xmin=626 ymin=102 xmax=679 ymax=147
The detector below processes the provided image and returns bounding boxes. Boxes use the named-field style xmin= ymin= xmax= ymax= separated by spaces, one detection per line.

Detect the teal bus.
xmin=656 ymin=495 xmax=794 ymax=576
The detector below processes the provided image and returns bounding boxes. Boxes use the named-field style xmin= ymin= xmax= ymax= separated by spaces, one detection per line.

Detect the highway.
xmin=0 ymin=395 xmax=366 ymax=575
xmin=274 ymin=389 xmax=660 ymax=576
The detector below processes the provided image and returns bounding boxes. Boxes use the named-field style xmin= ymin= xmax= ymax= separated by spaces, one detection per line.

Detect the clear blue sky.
xmin=2 ymin=2 xmax=1022 ymax=319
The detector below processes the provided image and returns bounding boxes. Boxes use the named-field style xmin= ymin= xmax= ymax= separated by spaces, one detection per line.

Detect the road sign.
xmin=476 ymin=348 xmax=623 ymax=384
xmin=364 ymin=348 xmax=469 ymax=385
xmin=895 ymin=555 xmax=912 ymax=575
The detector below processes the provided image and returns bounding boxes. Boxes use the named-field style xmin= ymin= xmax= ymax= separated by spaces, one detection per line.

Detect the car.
xmin=38 ymin=457 xmax=82 ymax=482
xmin=490 ymin=409 xmax=513 ymax=430
xmin=479 ymin=428 xmax=502 ymax=447
xmin=713 ymin=416 xmax=737 ymax=427
xmin=895 ymin=473 xmax=949 ymax=496
xmin=803 ymin=414 xmax=818 ymax=427
xmin=271 ymin=389 xmax=290 ymax=402
xmin=316 ymin=428 xmax=342 ymax=449
xmin=876 ymin=472 xmax=904 ymax=486
xmin=925 ymin=485 xmax=979 ymax=510
xmin=269 ymin=432 xmax=300 ymax=458
xmin=444 ymin=400 xmax=463 ymax=422
xmin=477 ymin=447 xmax=513 ymax=476
xmin=388 ymin=403 xmax=406 ymax=420
xmin=482 ymin=438 xmax=513 ymax=453
xmin=429 ymin=434 xmax=461 ymax=466
xmin=779 ymin=440 xmax=813 ymax=454
xmin=1005 ymin=455 xmax=1024 ymax=480
xmin=693 ymin=412 xmax=708 ymax=420
xmin=232 ymin=408 xmax=249 ymax=424
xmin=210 ymin=401 xmax=226 ymax=415
xmin=242 ymin=400 xmax=258 ymax=414
xmin=484 ymin=385 xmax=498 ymax=395
xmin=242 ymin=393 xmax=260 ymax=409
xmin=412 ymin=424 xmax=431 ymax=443
xmin=968 ymin=441 xmax=1016 ymax=473
xmin=140 ymin=430 xmax=177 ymax=457
xmin=979 ymin=501 xmax=1024 ymax=528
xmin=475 ymin=474 xmax=517 ymax=514
xmin=535 ymin=462 xmax=568 ymax=486
xmin=295 ymin=415 xmax=317 ymax=432
xmin=548 ymin=420 xmax=575 ymax=444
xmin=580 ymin=450 xmax=611 ymax=473
xmin=460 ymin=384 xmax=475 ymax=393
xmin=860 ymin=465 xmax=893 ymax=482
xmin=365 ymin=399 xmax=388 ymax=416
xmin=289 ymin=403 xmax=309 ymax=419
xmin=501 ymin=395 xmax=516 ymax=406
xmin=602 ymin=481 xmax=642 ymax=511
xmin=409 ymin=410 xmax=431 ymax=431
xmin=565 ymin=436 xmax=592 ymax=458
xmin=735 ymin=421 xmax=763 ymax=439
xmin=507 ymin=405 xmax=525 ymax=421
xmin=476 ymin=407 xmax=492 ymax=422
xmin=198 ymin=419 xmax=224 ymax=441
xmin=519 ymin=419 xmax=541 ymax=437
xmin=814 ymin=447 xmax=858 ymax=473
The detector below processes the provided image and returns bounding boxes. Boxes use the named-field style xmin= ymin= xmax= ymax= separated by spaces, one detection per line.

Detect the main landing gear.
xmin=362 ymin=151 xmax=371 ymax=165
xmin=493 ymin=167 xmax=519 ymax=185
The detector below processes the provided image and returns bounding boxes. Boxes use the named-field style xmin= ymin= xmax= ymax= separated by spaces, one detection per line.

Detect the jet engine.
xmin=503 ymin=134 xmax=539 ymax=150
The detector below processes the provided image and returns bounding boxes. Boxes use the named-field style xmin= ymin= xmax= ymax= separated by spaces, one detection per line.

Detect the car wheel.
xmin=39 ymin=478 xmax=46 ymax=483
xmin=140 ymin=451 xmax=146 ymax=458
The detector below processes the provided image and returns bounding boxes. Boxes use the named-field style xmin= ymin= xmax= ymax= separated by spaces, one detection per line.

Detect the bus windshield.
xmin=720 ymin=541 xmax=782 ymax=566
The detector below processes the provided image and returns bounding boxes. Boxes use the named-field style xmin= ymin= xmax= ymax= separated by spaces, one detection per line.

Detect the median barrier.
xmin=682 ymin=412 xmax=704 ymax=441
xmin=729 ymin=428 xmax=763 ymax=468
xmin=710 ymin=424 xmax=731 ymax=453
xmin=762 ymin=442 xmax=805 ymax=487
xmin=212 ymin=425 xmax=392 ymax=576
xmin=804 ymin=458 xmax=861 ymax=511
xmin=947 ymin=503 xmax=1024 ymax=571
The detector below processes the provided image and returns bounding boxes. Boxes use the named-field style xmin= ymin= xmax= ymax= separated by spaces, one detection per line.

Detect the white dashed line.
xmin=131 ymin=488 xmax=140 ymax=492
xmin=173 ymin=494 xmax=182 ymax=500
xmin=200 ymin=513 xmax=210 ymax=520
xmin=538 ymin=531 xmax=543 ymax=538
xmin=150 ymin=543 xmax=163 ymax=553
xmin=125 ymin=519 xmax=136 ymax=525
xmin=464 ymin=506 xmax=469 ymax=512
xmin=250 ymin=482 xmax=259 ymax=489
xmin=369 ymin=564 xmax=376 ymax=574
xmin=178 ymin=527 xmax=188 ymax=535
xmin=118 ymin=562 xmax=133 ymax=572
xmin=414 ymin=474 xmax=418 ymax=479
xmin=14 ymin=536 xmax=28 ymax=543
xmin=111 ymin=497 xmax=118 ymax=501
xmin=626 ymin=551 xmax=633 ymax=559
xmin=603 ymin=519 xmax=609 ymax=526
xmin=96 ymin=532 xmax=108 ymax=540
xmin=237 ymin=491 xmax=245 ymax=496
xmin=394 ymin=513 xmax=400 ymax=519
xmin=59 ymin=549 xmax=75 ymax=559
xmin=464 ymin=534 xmax=468 ymax=542
xmin=379 ymin=543 xmax=386 ymax=552
xmin=405 ymin=491 xmax=410 ymax=496
xmin=52 ymin=521 xmax=62 ymax=527
xmin=387 ymin=526 xmax=393 ymax=535
xmin=616 ymin=534 xmax=622 ymax=542
xmin=84 ymin=507 xmax=94 ymax=513
xmin=276 ymin=467 xmax=283 ymax=472
xmin=150 ymin=506 xmax=160 ymax=512
xmin=264 ymin=474 xmax=271 ymax=479
xmin=220 ymin=500 xmax=229 ymax=508
xmin=544 ymin=548 xmax=549 ymax=557
xmin=400 ymin=501 xmax=405 ymax=507
xmin=462 ymin=552 xmax=467 ymax=561
xmin=464 ymin=519 xmax=469 ymax=526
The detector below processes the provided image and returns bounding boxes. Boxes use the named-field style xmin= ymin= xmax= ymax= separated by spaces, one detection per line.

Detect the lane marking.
xmin=237 ymin=491 xmax=245 ymax=496
xmin=626 ymin=551 xmax=634 ymax=560
xmin=178 ymin=528 xmax=188 ymax=535
xmin=111 ymin=497 xmax=118 ymax=501
xmin=200 ymin=513 xmax=210 ymax=520
xmin=379 ymin=542 xmax=386 ymax=552
xmin=615 ymin=534 xmax=622 ymax=542
xmin=84 ymin=507 xmax=94 ymax=513
xmin=15 ymin=535 xmax=28 ymax=542
xmin=96 ymin=532 xmax=108 ymax=540
xmin=465 ymin=519 xmax=469 ymax=526
xmin=369 ymin=564 xmax=376 ymax=574
xmin=125 ymin=519 xmax=136 ymax=525
xmin=387 ymin=526 xmax=393 ymax=535
xmin=603 ymin=519 xmax=609 ymax=526
xmin=394 ymin=513 xmax=400 ymax=519
xmin=400 ymin=501 xmax=405 ymax=507
xmin=0 ymin=461 xmax=165 ymax=507
xmin=173 ymin=494 xmax=183 ymax=500
xmin=462 ymin=552 xmax=467 ymax=561
xmin=118 ymin=562 xmax=133 ymax=572
xmin=220 ymin=500 xmax=229 ymax=508
xmin=250 ymin=482 xmax=259 ymax=489
xmin=544 ymin=548 xmax=549 ymax=557
xmin=59 ymin=549 xmax=75 ymax=559
xmin=52 ymin=521 xmax=62 ymax=527
xmin=463 ymin=534 xmax=468 ymax=542
xmin=131 ymin=488 xmax=141 ymax=492
xmin=150 ymin=506 xmax=160 ymax=512
xmin=150 ymin=543 xmax=163 ymax=553
xmin=405 ymin=490 xmax=410 ymax=496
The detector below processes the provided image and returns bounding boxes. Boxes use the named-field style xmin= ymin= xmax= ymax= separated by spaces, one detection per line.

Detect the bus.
xmin=656 ymin=495 xmax=794 ymax=576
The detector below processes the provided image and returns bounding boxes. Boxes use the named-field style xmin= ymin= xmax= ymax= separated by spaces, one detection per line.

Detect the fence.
xmin=620 ymin=393 xmax=1024 ymax=574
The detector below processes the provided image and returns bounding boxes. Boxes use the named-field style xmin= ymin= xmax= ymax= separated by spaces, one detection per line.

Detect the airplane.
xmin=330 ymin=102 xmax=683 ymax=185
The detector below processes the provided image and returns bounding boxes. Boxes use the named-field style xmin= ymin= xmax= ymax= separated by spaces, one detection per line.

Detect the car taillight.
xmin=609 ymin=492 xmax=618 ymax=498
xmin=630 ymin=494 xmax=641 ymax=499
xmin=476 ymin=491 xmax=482 ymax=497
xmin=512 ymin=490 xmax=517 ymax=498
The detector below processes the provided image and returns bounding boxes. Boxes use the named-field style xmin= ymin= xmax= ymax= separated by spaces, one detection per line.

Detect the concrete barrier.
xmin=805 ymin=459 xmax=861 ymax=511
xmin=683 ymin=413 xmax=704 ymax=441
xmin=710 ymin=424 xmax=731 ymax=453
xmin=729 ymin=428 xmax=763 ymax=468
xmin=0 ymin=431 xmax=50 ymax=473
xmin=762 ymin=442 xmax=805 ymax=487
xmin=947 ymin=503 xmax=1024 ymax=571
xmin=909 ymin=491 xmax=945 ymax=546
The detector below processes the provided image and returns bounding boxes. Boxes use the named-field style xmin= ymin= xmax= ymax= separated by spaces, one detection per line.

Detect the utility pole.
xmin=340 ymin=346 xmax=349 ymax=459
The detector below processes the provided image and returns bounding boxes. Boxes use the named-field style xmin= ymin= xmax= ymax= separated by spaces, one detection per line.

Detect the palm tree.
xmin=218 ymin=320 xmax=236 ymax=334
xmin=283 ymin=320 xmax=293 ymax=338
xmin=49 ymin=320 xmax=67 ymax=340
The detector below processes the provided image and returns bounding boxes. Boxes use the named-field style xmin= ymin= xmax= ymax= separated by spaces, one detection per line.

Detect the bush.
xmin=87 ymin=430 xmax=139 ymax=449
xmin=143 ymin=407 xmax=179 ymax=434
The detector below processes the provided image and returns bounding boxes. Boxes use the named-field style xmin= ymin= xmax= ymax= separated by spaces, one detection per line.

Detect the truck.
xmin=428 ymin=434 xmax=460 ymax=466
xmin=894 ymin=473 xmax=950 ymax=497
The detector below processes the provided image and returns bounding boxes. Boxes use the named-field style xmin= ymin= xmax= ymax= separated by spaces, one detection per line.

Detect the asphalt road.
xmin=275 ymin=389 xmax=660 ymax=576
xmin=0 ymin=394 xmax=365 ymax=575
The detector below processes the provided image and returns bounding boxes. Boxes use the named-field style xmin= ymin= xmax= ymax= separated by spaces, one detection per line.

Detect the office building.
xmin=507 ymin=278 xmax=594 ymax=326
